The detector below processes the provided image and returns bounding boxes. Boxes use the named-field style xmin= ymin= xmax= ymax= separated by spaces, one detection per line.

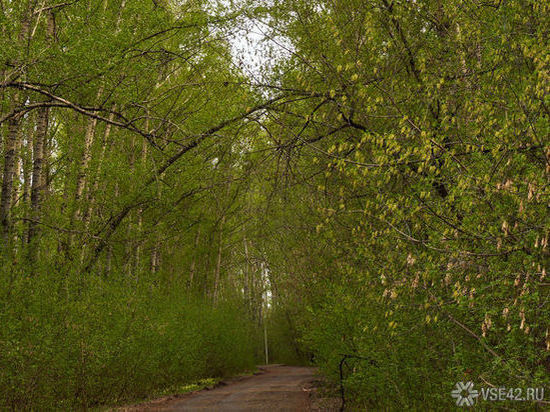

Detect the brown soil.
xmin=120 ymin=365 xmax=325 ymax=412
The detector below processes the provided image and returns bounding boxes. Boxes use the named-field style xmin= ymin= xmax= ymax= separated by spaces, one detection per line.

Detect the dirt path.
xmin=127 ymin=365 xmax=318 ymax=411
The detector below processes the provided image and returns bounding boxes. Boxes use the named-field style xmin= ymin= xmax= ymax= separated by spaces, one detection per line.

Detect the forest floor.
xmin=118 ymin=364 xmax=339 ymax=411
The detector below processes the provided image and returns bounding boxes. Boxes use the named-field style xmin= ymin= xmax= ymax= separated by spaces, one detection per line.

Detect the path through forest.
xmin=125 ymin=365 xmax=320 ymax=411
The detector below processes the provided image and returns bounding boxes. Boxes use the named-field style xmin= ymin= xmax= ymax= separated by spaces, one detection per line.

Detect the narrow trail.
xmin=128 ymin=365 xmax=318 ymax=411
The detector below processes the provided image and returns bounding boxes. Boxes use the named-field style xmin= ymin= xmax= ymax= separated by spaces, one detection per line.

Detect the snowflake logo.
xmin=451 ymin=381 xmax=479 ymax=407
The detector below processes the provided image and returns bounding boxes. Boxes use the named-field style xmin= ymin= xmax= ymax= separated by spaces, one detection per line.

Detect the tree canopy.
xmin=0 ymin=0 xmax=548 ymax=409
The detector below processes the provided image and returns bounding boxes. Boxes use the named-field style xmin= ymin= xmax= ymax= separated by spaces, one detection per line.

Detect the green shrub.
xmin=0 ymin=270 xmax=257 ymax=410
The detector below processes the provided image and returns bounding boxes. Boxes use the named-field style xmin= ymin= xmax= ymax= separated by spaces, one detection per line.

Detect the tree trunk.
xmin=150 ymin=236 xmax=161 ymax=274
xmin=104 ymin=245 xmax=112 ymax=277
xmin=73 ymin=115 xmax=99 ymax=220
xmin=27 ymin=106 xmax=49 ymax=263
xmin=82 ymin=114 xmax=114 ymax=228
xmin=188 ymin=227 xmax=201 ymax=290
xmin=123 ymin=136 xmax=138 ymax=275
xmin=133 ymin=144 xmax=147 ymax=280
xmin=213 ymin=215 xmax=225 ymax=305
xmin=1 ymin=113 xmax=21 ymax=245
xmin=1 ymin=0 xmax=33 ymax=246
xmin=21 ymin=131 xmax=32 ymax=245
xmin=80 ymin=115 xmax=114 ymax=264
xmin=243 ymin=237 xmax=251 ymax=309
xmin=133 ymin=123 xmax=149 ymax=277
xmin=11 ymin=130 xmax=23 ymax=209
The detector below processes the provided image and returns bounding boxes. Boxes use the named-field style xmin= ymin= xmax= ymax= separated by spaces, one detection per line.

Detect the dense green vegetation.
xmin=1 ymin=277 xmax=256 ymax=409
xmin=1 ymin=0 xmax=548 ymax=409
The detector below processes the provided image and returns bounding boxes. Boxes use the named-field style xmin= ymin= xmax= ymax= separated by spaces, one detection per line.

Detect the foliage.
xmin=0 ymin=0 xmax=548 ymax=410
xmin=0 ymin=269 xmax=255 ymax=410
xmin=245 ymin=0 xmax=550 ymax=409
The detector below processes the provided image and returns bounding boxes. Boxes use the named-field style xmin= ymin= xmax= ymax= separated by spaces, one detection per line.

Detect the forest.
xmin=0 ymin=0 xmax=548 ymax=410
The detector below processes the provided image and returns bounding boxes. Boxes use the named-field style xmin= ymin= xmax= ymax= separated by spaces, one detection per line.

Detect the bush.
xmin=0 ymin=270 xmax=257 ymax=410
